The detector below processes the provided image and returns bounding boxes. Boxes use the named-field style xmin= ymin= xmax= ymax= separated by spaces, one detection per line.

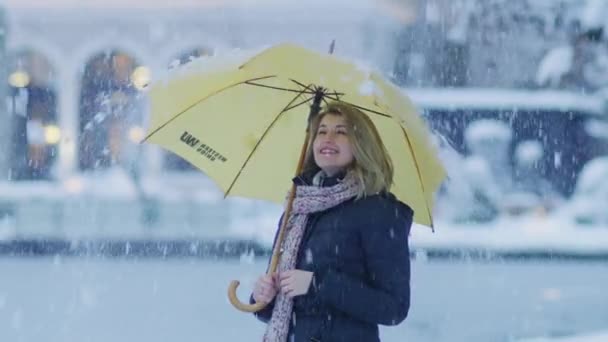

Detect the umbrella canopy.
xmin=145 ymin=43 xmax=445 ymax=227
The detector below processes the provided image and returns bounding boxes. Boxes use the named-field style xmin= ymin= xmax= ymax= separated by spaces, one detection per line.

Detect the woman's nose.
xmin=323 ymin=131 xmax=337 ymax=141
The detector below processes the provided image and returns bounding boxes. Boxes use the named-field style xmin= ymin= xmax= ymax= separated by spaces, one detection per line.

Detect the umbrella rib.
xmin=245 ymin=81 xmax=317 ymax=94
xmin=335 ymin=100 xmax=392 ymax=118
xmin=289 ymin=79 xmax=310 ymax=90
xmin=290 ymin=79 xmax=342 ymax=96
xmin=327 ymin=91 xmax=343 ymax=100
xmin=289 ymin=82 xmax=316 ymax=106
xmin=142 ymin=75 xmax=278 ymax=142
xmin=285 ymin=95 xmax=316 ymax=112
xmin=277 ymin=82 xmax=317 ymax=112
xmin=324 ymin=93 xmax=342 ymax=102
xmin=290 ymin=79 xmax=345 ymax=98
xmin=400 ymin=126 xmax=434 ymax=229
xmin=224 ymin=86 xmax=313 ymax=197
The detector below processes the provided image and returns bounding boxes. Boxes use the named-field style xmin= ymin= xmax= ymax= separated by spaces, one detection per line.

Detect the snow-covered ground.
xmin=519 ymin=330 xmax=608 ymax=342
xmin=410 ymin=218 xmax=608 ymax=257
xmin=0 ymin=257 xmax=606 ymax=342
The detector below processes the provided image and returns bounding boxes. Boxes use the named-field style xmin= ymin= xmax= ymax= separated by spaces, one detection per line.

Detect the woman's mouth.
xmin=320 ymin=147 xmax=338 ymax=156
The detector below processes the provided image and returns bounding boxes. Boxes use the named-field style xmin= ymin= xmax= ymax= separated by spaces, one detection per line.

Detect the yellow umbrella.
xmin=144 ymin=43 xmax=446 ymax=312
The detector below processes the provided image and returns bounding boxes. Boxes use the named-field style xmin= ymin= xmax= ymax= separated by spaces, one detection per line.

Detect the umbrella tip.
xmin=328 ymin=39 xmax=336 ymax=54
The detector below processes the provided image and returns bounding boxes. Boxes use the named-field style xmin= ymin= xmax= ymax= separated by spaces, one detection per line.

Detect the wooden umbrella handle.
xmin=227 ymin=130 xmax=311 ymax=313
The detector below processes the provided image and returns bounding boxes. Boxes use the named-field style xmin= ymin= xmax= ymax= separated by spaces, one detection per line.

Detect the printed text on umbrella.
xmin=180 ymin=131 xmax=227 ymax=162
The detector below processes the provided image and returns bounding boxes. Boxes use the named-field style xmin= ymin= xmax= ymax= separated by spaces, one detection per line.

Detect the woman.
xmin=251 ymin=101 xmax=413 ymax=342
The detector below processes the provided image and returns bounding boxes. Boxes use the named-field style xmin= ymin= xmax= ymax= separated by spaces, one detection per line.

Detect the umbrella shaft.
xmin=308 ymin=89 xmax=324 ymax=127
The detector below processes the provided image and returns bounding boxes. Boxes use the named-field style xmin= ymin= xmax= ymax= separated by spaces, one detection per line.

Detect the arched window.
xmin=7 ymin=49 xmax=58 ymax=180
xmin=163 ymin=47 xmax=212 ymax=171
xmin=78 ymin=51 xmax=150 ymax=172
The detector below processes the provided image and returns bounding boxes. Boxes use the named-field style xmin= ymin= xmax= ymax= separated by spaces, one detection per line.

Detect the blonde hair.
xmin=302 ymin=101 xmax=394 ymax=198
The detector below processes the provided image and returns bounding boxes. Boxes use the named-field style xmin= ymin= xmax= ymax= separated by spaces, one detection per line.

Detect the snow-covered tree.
xmin=393 ymin=0 xmax=608 ymax=89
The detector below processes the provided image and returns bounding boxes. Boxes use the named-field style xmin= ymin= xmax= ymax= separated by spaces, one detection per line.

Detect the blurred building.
xmin=0 ymin=0 xmax=406 ymax=183
xmin=0 ymin=0 xmax=413 ymax=240
xmin=6 ymin=0 xmax=585 ymax=183
xmin=0 ymin=0 xmax=606 ymax=244
xmin=391 ymin=0 xmax=608 ymax=89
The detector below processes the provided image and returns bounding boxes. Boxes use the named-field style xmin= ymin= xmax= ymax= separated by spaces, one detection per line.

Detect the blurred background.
xmin=0 ymin=1 xmax=607 ymax=341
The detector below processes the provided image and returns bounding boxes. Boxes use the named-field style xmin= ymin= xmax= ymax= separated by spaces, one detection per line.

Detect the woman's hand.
xmin=253 ymin=273 xmax=278 ymax=304
xmin=278 ymin=270 xmax=314 ymax=298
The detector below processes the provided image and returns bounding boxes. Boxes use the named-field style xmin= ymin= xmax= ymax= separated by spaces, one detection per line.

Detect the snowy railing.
xmin=0 ymin=168 xmax=282 ymax=245
xmin=2 ymin=167 xmax=608 ymax=259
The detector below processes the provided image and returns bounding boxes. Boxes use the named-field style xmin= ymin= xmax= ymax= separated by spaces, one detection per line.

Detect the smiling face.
xmin=312 ymin=113 xmax=355 ymax=176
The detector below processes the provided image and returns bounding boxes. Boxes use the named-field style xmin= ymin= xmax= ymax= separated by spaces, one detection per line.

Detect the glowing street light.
xmin=44 ymin=124 xmax=61 ymax=144
xmin=8 ymin=70 xmax=30 ymax=88
xmin=128 ymin=125 xmax=145 ymax=143
xmin=131 ymin=66 xmax=151 ymax=91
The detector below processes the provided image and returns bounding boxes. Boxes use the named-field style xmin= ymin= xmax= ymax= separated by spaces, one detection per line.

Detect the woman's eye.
xmin=337 ymin=130 xmax=347 ymax=135
xmin=317 ymin=130 xmax=327 ymax=135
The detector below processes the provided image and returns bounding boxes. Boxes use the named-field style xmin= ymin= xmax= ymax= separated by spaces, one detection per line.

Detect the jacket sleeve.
xmin=312 ymin=201 xmax=413 ymax=326
xmin=250 ymin=213 xmax=284 ymax=323
xmin=250 ymin=294 xmax=275 ymax=323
